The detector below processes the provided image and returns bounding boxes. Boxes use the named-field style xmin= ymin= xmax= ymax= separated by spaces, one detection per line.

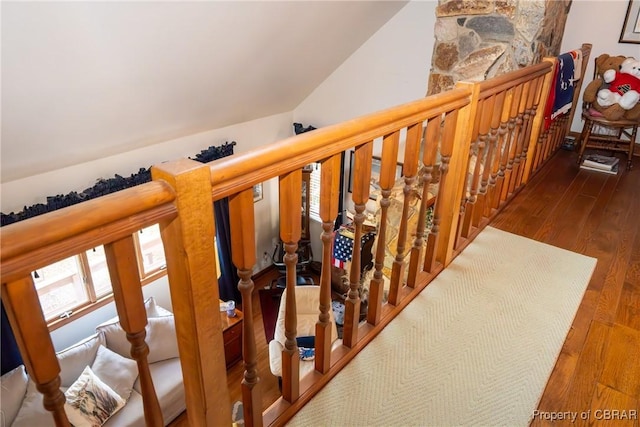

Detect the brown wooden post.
xmin=2 ymin=277 xmax=70 ymax=427
xmin=228 ymin=188 xmax=262 ymax=427
xmin=278 ymin=169 xmax=302 ymax=402
xmin=151 ymin=159 xmax=231 ymax=427
xmin=344 ymin=142 xmax=372 ymax=347
xmin=105 ymin=236 xmax=163 ymax=427
xmin=317 ymin=154 xmax=341 ymax=372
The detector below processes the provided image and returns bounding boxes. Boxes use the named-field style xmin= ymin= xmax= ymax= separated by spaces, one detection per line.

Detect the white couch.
xmin=268 ymin=286 xmax=341 ymax=379
xmin=0 ymin=298 xmax=185 ymax=427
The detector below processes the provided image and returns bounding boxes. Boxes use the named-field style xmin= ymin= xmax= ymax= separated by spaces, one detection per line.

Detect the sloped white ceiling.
xmin=1 ymin=1 xmax=407 ymax=182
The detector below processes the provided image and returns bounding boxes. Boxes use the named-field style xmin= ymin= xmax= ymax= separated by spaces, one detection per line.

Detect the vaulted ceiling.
xmin=1 ymin=1 xmax=407 ymax=182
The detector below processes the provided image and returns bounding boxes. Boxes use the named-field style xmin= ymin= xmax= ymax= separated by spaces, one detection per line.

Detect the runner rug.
xmin=287 ymin=226 xmax=597 ymax=426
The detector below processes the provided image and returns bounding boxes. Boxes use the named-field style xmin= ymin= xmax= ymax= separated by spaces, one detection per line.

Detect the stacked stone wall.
xmin=428 ymin=0 xmax=571 ymax=95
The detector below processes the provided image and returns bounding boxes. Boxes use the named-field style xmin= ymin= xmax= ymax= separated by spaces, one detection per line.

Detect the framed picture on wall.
xmin=620 ymin=0 xmax=640 ymax=43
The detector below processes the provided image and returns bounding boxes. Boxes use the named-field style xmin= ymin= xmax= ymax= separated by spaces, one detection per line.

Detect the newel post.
xmin=151 ymin=159 xmax=231 ymax=427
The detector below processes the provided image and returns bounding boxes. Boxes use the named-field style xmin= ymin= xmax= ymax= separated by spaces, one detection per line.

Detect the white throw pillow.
xmin=90 ymin=345 xmax=138 ymax=401
xmin=64 ymin=366 xmax=125 ymax=427
xmin=96 ymin=297 xmax=173 ymax=330
xmin=56 ymin=332 xmax=106 ymax=387
xmin=97 ymin=316 xmax=179 ymax=363
xmin=0 ymin=364 xmax=29 ymax=426
xmin=144 ymin=296 xmax=173 ymax=318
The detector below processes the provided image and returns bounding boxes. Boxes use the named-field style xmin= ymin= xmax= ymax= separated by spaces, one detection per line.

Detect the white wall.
xmin=293 ymin=1 xmax=436 ymax=256
xmin=561 ymin=0 xmax=640 ymax=133
xmin=2 ymin=112 xmax=293 ymax=350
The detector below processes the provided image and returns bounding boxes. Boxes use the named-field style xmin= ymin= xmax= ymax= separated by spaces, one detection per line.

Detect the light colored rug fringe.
xmin=287 ymin=226 xmax=597 ymax=427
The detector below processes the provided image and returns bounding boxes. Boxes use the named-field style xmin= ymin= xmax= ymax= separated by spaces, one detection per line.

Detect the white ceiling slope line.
xmin=1 ymin=1 xmax=408 ymax=182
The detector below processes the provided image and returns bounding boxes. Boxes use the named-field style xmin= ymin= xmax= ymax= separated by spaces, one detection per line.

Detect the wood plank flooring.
xmin=174 ymin=148 xmax=639 ymax=426
xmin=492 ymin=149 xmax=640 ymax=427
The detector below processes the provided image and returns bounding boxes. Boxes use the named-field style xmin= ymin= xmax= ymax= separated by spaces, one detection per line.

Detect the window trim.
xmin=41 ymin=227 xmax=167 ymax=331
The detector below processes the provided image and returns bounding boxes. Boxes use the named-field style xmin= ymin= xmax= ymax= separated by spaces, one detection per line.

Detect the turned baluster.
xmin=390 ymin=123 xmax=421 ymax=297
xmin=105 ymin=236 xmax=162 ymax=427
xmin=478 ymin=92 xmax=504 ymax=221
xmin=492 ymin=90 xmax=512 ymax=210
xmin=502 ymin=84 xmax=525 ymax=200
xmin=344 ymin=142 xmax=372 ymax=348
xmin=463 ymin=95 xmax=494 ymax=234
xmin=509 ymin=81 xmax=531 ymax=195
xmin=367 ymin=133 xmax=398 ymax=324
xmin=278 ymin=169 xmax=302 ymax=402
xmin=426 ymin=110 xmax=456 ymax=271
xmin=378 ymin=131 xmax=402 ymax=306
xmin=317 ymin=154 xmax=341 ymax=372
xmin=409 ymin=118 xmax=440 ymax=283
xmin=517 ymin=76 xmax=540 ymax=186
xmin=2 ymin=276 xmax=70 ymax=426
xmin=228 ymin=188 xmax=261 ymax=427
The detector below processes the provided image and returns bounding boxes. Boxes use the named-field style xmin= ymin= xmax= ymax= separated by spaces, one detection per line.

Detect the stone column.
xmin=428 ymin=0 xmax=572 ymax=95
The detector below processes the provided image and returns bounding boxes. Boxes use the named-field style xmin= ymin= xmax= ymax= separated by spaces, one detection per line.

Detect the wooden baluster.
xmin=367 ymin=135 xmax=397 ymax=324
xmin=317 ymin=154 xmax=341 ymax=372
xmin=492 ymin=89 xmax=513 ymax=210
xmin=380 ymin=131 xmax=402 ymax=306
xmin=411 ymin=117 xmax=441 ymax=277
xmin=456 ymin=98 xmax=483 ymax=242
xmin=515 ymin=78 xmax=538 ymax=188
xmin=502 ymin=84 xmax=524 ymax=201
xmin=228 ymin=188 xmax=261 ymax=427
xmin=462 ymin=96 xmax=493 ymax=235
xmin=344 ymin=142 xmax=372 ymax=348
xmin=484 ymin=91 xmax=506 ymax=217
xmin=2 ymin=277 xmax=70 ymax=426
xmin=390 ymin=123 xmax=421 ymax=295
xmin=480 ymin=92 xmax=504 ymax=221
xmin=278 ymin=169 xmax=302 ymax=402
xmin=152 ymin=159 xmax=231 ymax=427
xmin=508 ymin=81 xmax=531 ymax=195
xmin=427 ymin=110 xmax=457 ymax=270
xmin=105 ymin=236 xmax=163 ymax=427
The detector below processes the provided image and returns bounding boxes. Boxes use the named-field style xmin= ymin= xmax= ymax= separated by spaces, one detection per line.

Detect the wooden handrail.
xmin=1 ymin=51 xmax=580 ymax=427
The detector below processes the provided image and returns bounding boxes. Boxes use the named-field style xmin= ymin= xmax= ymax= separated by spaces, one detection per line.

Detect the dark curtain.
xmin=1 ymin=302 xmax=23 ymax=375
xmin=214 ymin=198 xmax=241 ymax=303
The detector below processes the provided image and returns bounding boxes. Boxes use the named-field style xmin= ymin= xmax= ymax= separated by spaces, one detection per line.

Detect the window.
xmin=34 ymin=225 xmax=166 ymax=326
xmin=309 ymin=162 xmax=321 ymax=222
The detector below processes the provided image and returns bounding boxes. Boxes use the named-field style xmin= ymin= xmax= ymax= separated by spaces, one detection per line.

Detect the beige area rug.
xmin=287 ymin=226 xmax=597 ymax=427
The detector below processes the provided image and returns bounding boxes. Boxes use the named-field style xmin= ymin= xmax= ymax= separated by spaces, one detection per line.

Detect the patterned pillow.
xmin=64 ymin=366 xmax=125 ymax=427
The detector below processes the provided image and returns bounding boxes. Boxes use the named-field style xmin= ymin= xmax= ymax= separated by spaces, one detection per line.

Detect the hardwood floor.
xmin=176 ymin=148 xmax=639 ymax=426
xmin=492 ymin=148 xmax=640 ymax=427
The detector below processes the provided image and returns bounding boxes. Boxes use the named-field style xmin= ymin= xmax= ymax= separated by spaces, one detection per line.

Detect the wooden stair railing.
xmin=2 ymin=52 xmax=579 ymax=427
xmin=454 ymin=61 xmax=555 ymax=252
xmin=531 ymin=43 xmax=592 ymax=172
